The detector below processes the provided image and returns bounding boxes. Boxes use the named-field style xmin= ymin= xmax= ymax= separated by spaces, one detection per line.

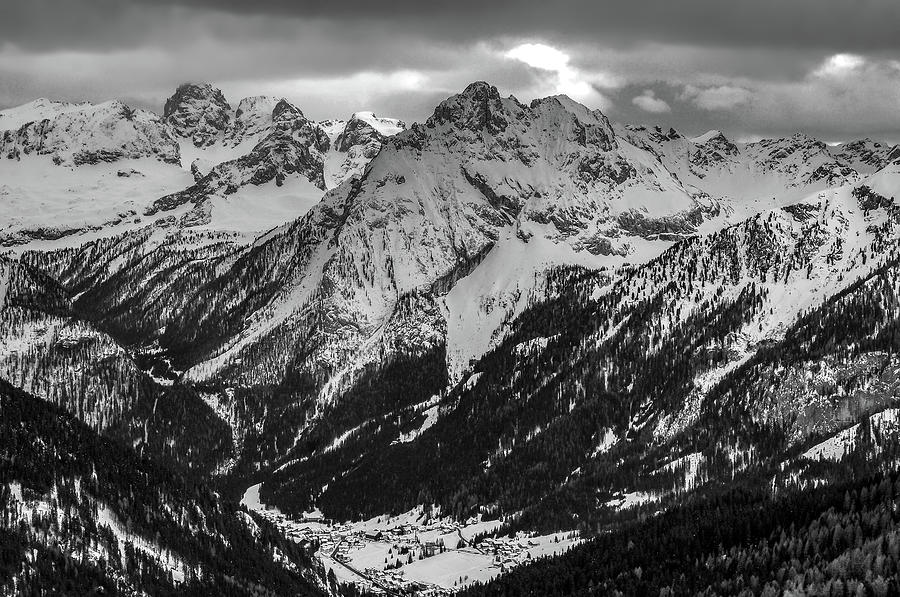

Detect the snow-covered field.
xmin=240 ymin=486 xmax=581 ymax=594
xmin=0 ymin=156 xmax=193 ymax=249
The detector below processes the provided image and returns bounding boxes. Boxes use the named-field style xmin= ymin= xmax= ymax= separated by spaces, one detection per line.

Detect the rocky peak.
xmin=695 ymin=131 xmax=739 ymax=159
xmin=163 ymin=82 xmax=231 ymax=147
xmin=831 ymin=138 xmax=897 ymax=172
xmin=427 ymin=81 xmax=517 ymax=133
xmin=529 ymin=95 xmax=616 ymax=152
xmin=841 ymin=138 xmax=882 ymax=151
xmin=887 ymin=145 xmax=900 ymax=165
xmin=334 ymin=112 xmax=395 ymax=152
xmin=234 ymin=95 xmax=279 ymax=120
xmin=271 ymin=98 xmax=304 ymax=122
xmin=642 ymin=125 xmax=681 ymax=143
xmin=147 ymin=97 xmax=330 ymax=215
xmin=761 ymin=132 xmax=826 ymax=154
xmin=747 ymin=133 xmax=832 ymax=173
xmin=227 ymin=95 xmax=279 ymax=145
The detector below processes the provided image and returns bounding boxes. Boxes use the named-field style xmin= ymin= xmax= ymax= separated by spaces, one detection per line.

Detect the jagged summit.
xmin=427 ymin=80 xmax=520 ymax=132
xmin=833 ymin=137 xmax=900 ymax=172
xmin=2 ymin=79 xmax=896 ymax=249
xmin=234 ymin=95 xmax=280 ymax=118
xmin=335 ymin=111 xmax=400 ymax=152
xmin=691 ymin=129 xmax=726 ymax=143
xmin=228 ymin=95 xmax=280 ymax=144
xmin=321 ymin=111 xmax=406 ymax=188
xmin=348 ymin=111 xmax=405 ymax=137
xmin=272 ymin=98 xmax=304 ymax=120
xmin=163 ymin=82 xmax=232 ymax=147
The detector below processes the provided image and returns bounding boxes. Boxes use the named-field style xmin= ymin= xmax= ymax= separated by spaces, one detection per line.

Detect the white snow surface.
xmin=0 ymin=98 xmax=90 ymax=130
xmin=0 ymin=155 xmax=193 ymax=249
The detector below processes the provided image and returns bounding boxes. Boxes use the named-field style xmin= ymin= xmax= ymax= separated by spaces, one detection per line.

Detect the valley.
xmin=240 ymin=483 xmax=581 ymax=596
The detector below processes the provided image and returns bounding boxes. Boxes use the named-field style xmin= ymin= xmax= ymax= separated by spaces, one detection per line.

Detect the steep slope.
xmin=260 ymin=166 xmax=900 ymax=526
xmin=0 ymin=378 xmax=325 ymax=596
xmin=179 ymin=82 xmax=704 ymax=387
xmin=163 ymin=82 xmax=232 ymax=149
xmin=37 ymin=83 xmax=707 ymax=423
xmin=0 ymin=253 xmax=237 ymax=478
xmin=322 ymin=111 xmax=407 ymax=189
xmin=146 ymin=98 xmax=331 ymax=232
xmin=0 ymin=84 xmax=715 ymax=516
xmin=170 ymin=88 xmax=278 ymax=175
xmin=0 ymin=255 xmax=153 ymax=429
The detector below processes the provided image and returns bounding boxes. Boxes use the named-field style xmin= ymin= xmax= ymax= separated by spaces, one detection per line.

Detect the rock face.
xmin=227 ymin=95 xmax=280 ymax=146
xmin=335 ymin=111 xmax=405 ymax=152
xmin=158 ymin=84 xmax=407 ymax=205
xmin=163 ymin=82 xmax=232 ymax=147
xmin=146 ymin=98 xmax=331 ymax=218
xmin=322 ymin=111 xmax=406 ymax=188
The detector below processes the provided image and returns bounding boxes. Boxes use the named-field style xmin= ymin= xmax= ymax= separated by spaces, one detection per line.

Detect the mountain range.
xmin=1 ymin=80 xmax=899 ymax=595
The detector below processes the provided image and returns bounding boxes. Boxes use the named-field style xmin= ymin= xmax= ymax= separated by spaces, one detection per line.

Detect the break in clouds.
xmin=2 ymin=0 xmax=900 ymax=141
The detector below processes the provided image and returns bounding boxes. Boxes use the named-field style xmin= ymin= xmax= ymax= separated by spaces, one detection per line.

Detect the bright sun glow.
xmin=815 ymin=53 xmax=865 ymax=78
xmin=504 ymin=42 xmax=601 ymax=104
xmin=504 ymin=43 xmax=571 ymax=72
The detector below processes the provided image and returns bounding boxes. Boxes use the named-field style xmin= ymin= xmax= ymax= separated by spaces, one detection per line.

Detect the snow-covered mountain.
xmin=164 ymin=82 xmax=232 ymax=148
xmin=2 ymin=79 xmax=900 ymax=565
xmin=0 ymin=98 xmax=179 ymax=167
xmin=254 ymin=158 xmax=900 ymax=524
xmin=322 ymin=111 xmax=406 ymax=189
xmin=620 ymin=125 xmax=899 ymax=218
xmin=0 ymin=83 xmax=405 ymax=247
xmin=40 ymin=83 xmax=716 ymax=396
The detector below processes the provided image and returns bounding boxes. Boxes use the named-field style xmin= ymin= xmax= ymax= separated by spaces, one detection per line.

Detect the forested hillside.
xmin=0 ymin=378 xmax=325 ymax=596
xmin=460 ymin=470 xmax=900 ymax=596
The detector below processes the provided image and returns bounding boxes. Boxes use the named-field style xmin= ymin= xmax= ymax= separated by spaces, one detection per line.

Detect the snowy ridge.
xmin=620 ymin=125 xmax=899 ymax=224
xmin=1 ymin=99 xmax=180 ymax=166
xmin=0 ymin=98 xmax=92 ymax=131
xmin=0 ymin=83 xmax=405 ymax=248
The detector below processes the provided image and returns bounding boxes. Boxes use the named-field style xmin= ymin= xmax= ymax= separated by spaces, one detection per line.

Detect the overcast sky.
xmin=2 ymin=0 xmax=899 ymax=141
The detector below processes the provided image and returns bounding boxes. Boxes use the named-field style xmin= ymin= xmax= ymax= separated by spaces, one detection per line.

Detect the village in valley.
xmin=241 ymin=484 xmax=581 ymax=595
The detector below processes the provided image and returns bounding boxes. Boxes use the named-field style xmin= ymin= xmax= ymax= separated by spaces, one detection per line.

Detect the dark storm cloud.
xmin=4 ymin=0 xmax=900 ymax=52
xmin=120 ymin=0 xmax=900 ymax=51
